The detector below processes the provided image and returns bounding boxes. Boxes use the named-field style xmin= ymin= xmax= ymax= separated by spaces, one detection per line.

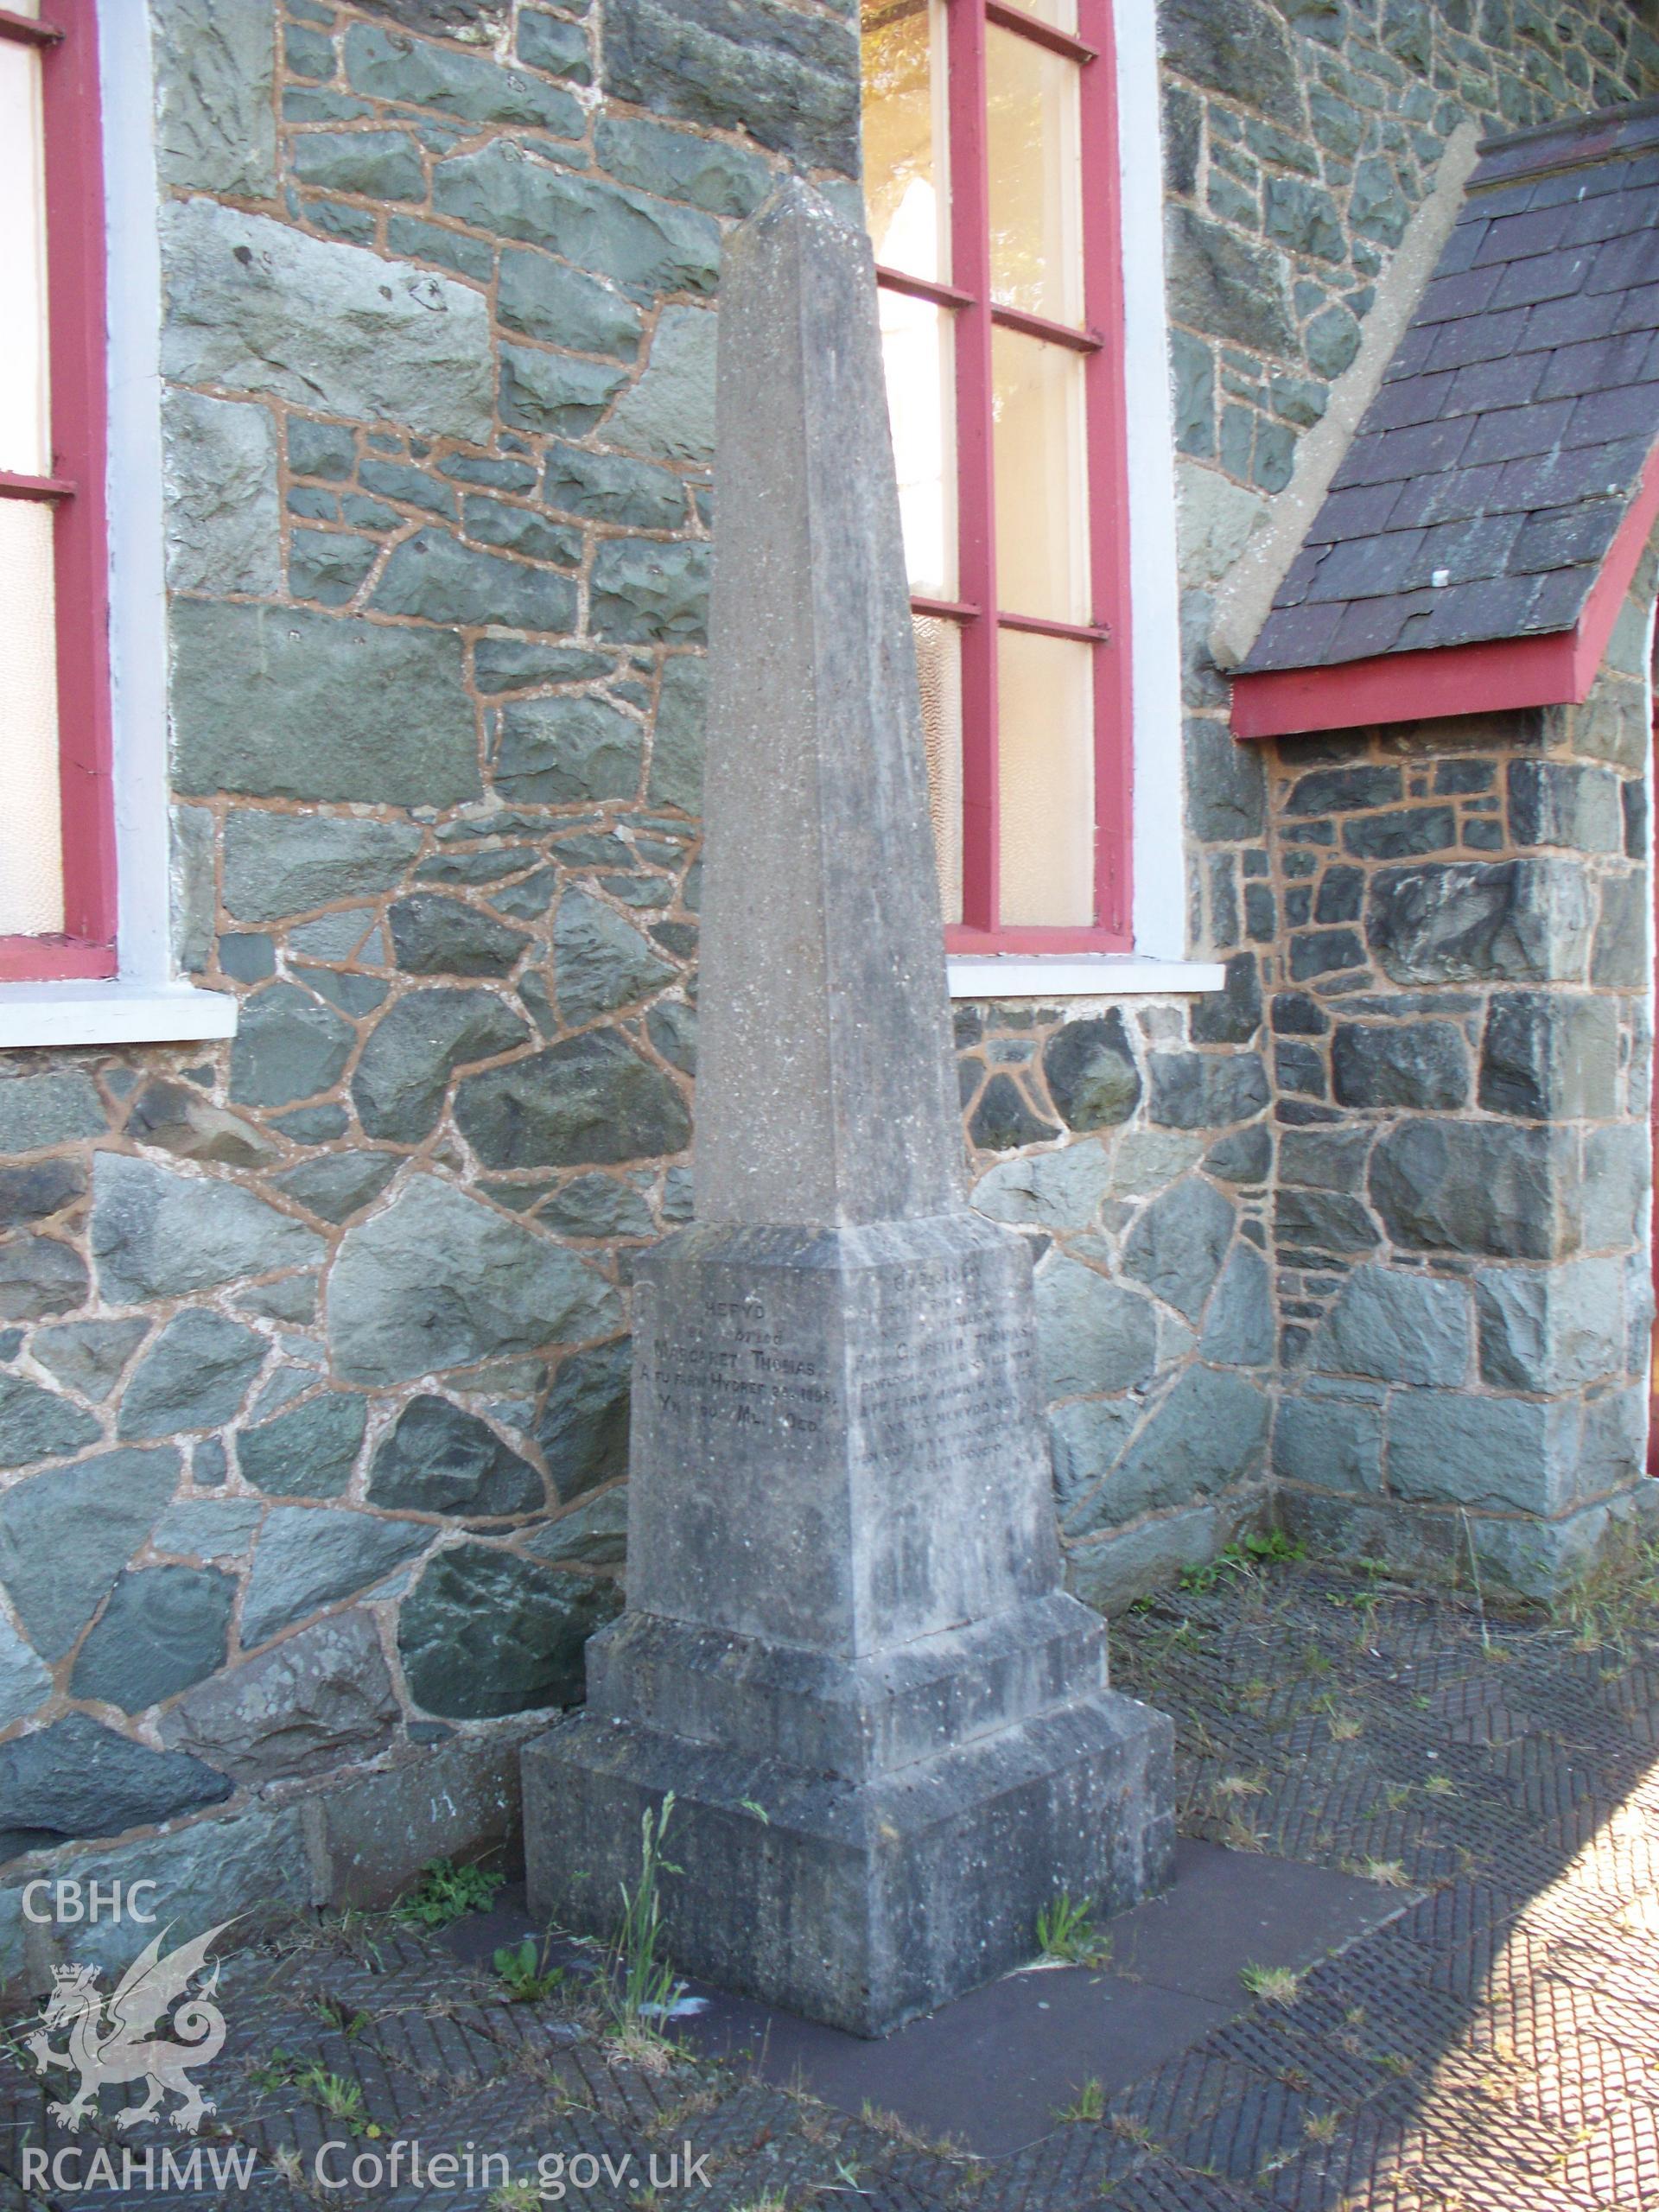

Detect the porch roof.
xmin=1232 ymin=97 xmax=1659 ymax=738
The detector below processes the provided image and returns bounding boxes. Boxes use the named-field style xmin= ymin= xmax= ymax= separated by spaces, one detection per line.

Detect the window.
xmin=861 ymin=0 xmax=1132 ymax=951
xmin=0 ymin=1 xmax=115 ymax=982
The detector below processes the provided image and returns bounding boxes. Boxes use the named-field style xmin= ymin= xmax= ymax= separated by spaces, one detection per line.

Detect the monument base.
xmin=523 ymin=1620 xmax=1172 ymax=2037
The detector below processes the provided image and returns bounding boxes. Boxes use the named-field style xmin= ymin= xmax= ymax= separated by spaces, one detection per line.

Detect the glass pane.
xmin=0 ymin=16 xmax=51 ymax=477
xmin=912 ymin=615 xmax=963 ymax=925
xmin=997 ymin=629 xmax=1093 ymax=929
xmin=1019 ymin=0 xmax=1078 ymax=29
xmin=986 ymin=22 xmax=1083 ymax=326
xmin=861 ymin=0 xmax=949 ymax=283
xmin=0 ymin=496 xmax=64 ymax=935
xmin=880 ymin=293 xmax=957 ymax=598
xmin=992 ymin=326 xmax=1089 ymax=623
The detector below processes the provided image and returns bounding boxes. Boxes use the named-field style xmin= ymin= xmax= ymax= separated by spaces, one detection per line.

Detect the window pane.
xmin=997 ymin=629 xmax=1093 ymax=928
xmin=991 ymin=326 xmax=1089 ymax=624
xmin=0 ymin=28 xmax=51 ymax=476
xmin=985 ymin=23 xmax=1083 ymax=326
xmin=1019 ymin=0 xmax=1078 ymax=29
xmin=912 ymin=615 xmax=963 ymax=925
xmin=861 ymin=0 xmax=949 ymax=283
xmin=0 ymin=497 xmax=64 ymax=935
xmin=880 ymin=293 xmax=957 ymax=598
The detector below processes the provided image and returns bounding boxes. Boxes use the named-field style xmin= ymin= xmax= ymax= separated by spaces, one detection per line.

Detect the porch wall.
xmin=1260 ymin=544 xmax=1657 ymax=1593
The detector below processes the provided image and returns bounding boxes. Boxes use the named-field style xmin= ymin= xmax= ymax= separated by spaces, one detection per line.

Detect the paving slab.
xmin=677 ymin=1840 xmax=1401 ymax=2155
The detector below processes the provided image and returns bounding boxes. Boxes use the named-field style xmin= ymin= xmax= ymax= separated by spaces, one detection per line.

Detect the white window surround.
xmin=947 ymin=954 xmax=1224 ymax=999
xmin=944 ymin=3 xmax=1218 ymax=1001
xmin=0 ymin=0 xmax=235 ymax=1051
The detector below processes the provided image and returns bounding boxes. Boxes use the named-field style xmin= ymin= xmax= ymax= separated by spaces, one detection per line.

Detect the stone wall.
xmin=958 ymin=995 xmax=1274 ymax=1610
xmin=0 ymin=0 xmax=861 ymax=1974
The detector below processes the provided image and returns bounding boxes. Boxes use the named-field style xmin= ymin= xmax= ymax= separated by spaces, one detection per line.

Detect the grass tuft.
xmin=1035 ymin=1893 xmax=1114 ymax=1968
xmin=1240 ymin=1961 xmax=1301 ymax=2006
xmin=1552 ymin=1527 xmax=1659 ymax=1658
xmin=1055 ymin=2078 xmax=1105 ymax=2124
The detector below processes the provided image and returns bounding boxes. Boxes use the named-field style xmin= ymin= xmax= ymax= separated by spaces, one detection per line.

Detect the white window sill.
xmin=0 ymin=979 xmax=238 ymax=1050
xmin=947 ymin=955 xmax=1227 ymax=1000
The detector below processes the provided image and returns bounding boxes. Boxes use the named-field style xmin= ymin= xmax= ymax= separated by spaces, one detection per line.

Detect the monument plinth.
xmin=523 ymin=182 xmax=1172 ymax=2036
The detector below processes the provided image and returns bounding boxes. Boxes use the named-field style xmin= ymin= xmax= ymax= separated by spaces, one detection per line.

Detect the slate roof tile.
xmin=1443 ymin=352 xmax=1551 ymax=415
xmin=1329 ymin=413 xmax=1477 ymax=489
xmin=1275 ymin=546 xmax=1325 ymax=606
xmin=1535 ymin=327 xmax=1657 ymax=397
xmin=1510 ymin=499 xmax=1624 ymax=574
xmin=1303 ymin=481 xmax=1404 ymax=544
xmin=1558 ymin=190 xmax=1655 ymax=247
xmin=1529 ymin=565 xmax=1597 ymax=628
xmin=1329 ymin=591 xmax=1436 ymax=660
xmin=1242 ymin=98 xmax=1659 ymax=675
xmin=1304 ymin=530 xmax=1428 ymax=604
xmin=1522 ymin=288 xmax=1629 ymax=347
xmin=1409 ymin=512 xmax=1529 ymax=586
xmin=1612 ymin=281 xmax=1659 ymax=336
xmin=1463 ymin=398 xmax=1578 ymax=466
xmin=1474 ymin=202 xmax=1580 ymax=263
xmin=1381 ymin=322 xmax=1440 ymax=382
xmin=1565 ymin=384 xmax=1659 ymax=448
xmin=1382 ymin=460 xmax=1510 ymax=531
xmin=1368 ymin=369 xmax=1461 ymax=431
xmin=1493 ymin=438 xmax=1647 ymax=511
xmin=1246 ymin=602 xmax=1347 ymax=664
xmin=1580 ymin=222 xmax=1659 ymax=296
xmin=1421 ymin=306 xmax=1532 ymax=373
xmin=1437 ymin=218 xmax=1491 ymax=275
xmin=1417 ymin=264 xmax=1507 ymax=321
xmin=1489 ymin=250 xmax=1592 ymax=311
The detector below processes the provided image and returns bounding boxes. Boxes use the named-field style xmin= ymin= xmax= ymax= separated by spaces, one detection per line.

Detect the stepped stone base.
xmin=524 ymin=1602 xmax=1173 ymax=2037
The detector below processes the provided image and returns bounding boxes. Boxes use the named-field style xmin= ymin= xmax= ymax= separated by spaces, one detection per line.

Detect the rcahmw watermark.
xmin=312 ymin=2139 xmax=713 ymax=2196
xmin=24 ymin=2140 xmax=712 ymax=2198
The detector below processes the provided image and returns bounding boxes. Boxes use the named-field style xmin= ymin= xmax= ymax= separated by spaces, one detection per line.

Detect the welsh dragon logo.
xmin=25 ymin=1921 xmax=232 ymax=2135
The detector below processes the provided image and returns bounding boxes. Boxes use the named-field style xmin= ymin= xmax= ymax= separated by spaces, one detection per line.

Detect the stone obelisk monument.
xmin=523 ymin=182 xmax=1172 ymax=2036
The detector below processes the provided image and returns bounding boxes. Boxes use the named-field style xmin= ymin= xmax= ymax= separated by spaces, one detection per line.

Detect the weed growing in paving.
xmin=604 ymin=1793 xmax=683 ymax=2052
xmin=1179 ymin=1529 xmax=1306 ymax=1594
xmin=296 ymin=2063 xmax=374 ymax=2135
xmin=494 ymin=1933 xmax=567 ymax=2004
xmin=1553 ymin=1526 xmax=1659 ymax=1658
xmin=393 ymin=1857 xmax=505 ymax=1929
xmin=1035 ymin=1893 xmax=1113 ymax=1968
xmin=1055 ymin=2078 xmax=1105 ymax=2124
xmin=1354 ymin=1858 xmax=1409 ymax=1887
xmin=1240 ymin=1962 xmax=1300 ymax=2005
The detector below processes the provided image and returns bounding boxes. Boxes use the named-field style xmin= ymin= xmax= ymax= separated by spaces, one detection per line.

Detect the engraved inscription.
xmin=636 ymin=1257 xmax=1034 ymax=1465
xmin=849 ymin=1303 xmax=1027 ymax=1470
xmin=639 ymin=1294 xmax=832 ymax=1437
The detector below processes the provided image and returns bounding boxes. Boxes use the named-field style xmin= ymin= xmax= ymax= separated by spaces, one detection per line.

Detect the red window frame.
xmin=0 ymin=5 xmax=116 ymax=982
xmin=874 ymin=0 xmax=1134 ymax=953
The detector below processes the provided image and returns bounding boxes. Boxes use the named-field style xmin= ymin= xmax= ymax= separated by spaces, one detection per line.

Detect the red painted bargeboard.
xmin=1230 ymin=434 xmax=1659 ymax=741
